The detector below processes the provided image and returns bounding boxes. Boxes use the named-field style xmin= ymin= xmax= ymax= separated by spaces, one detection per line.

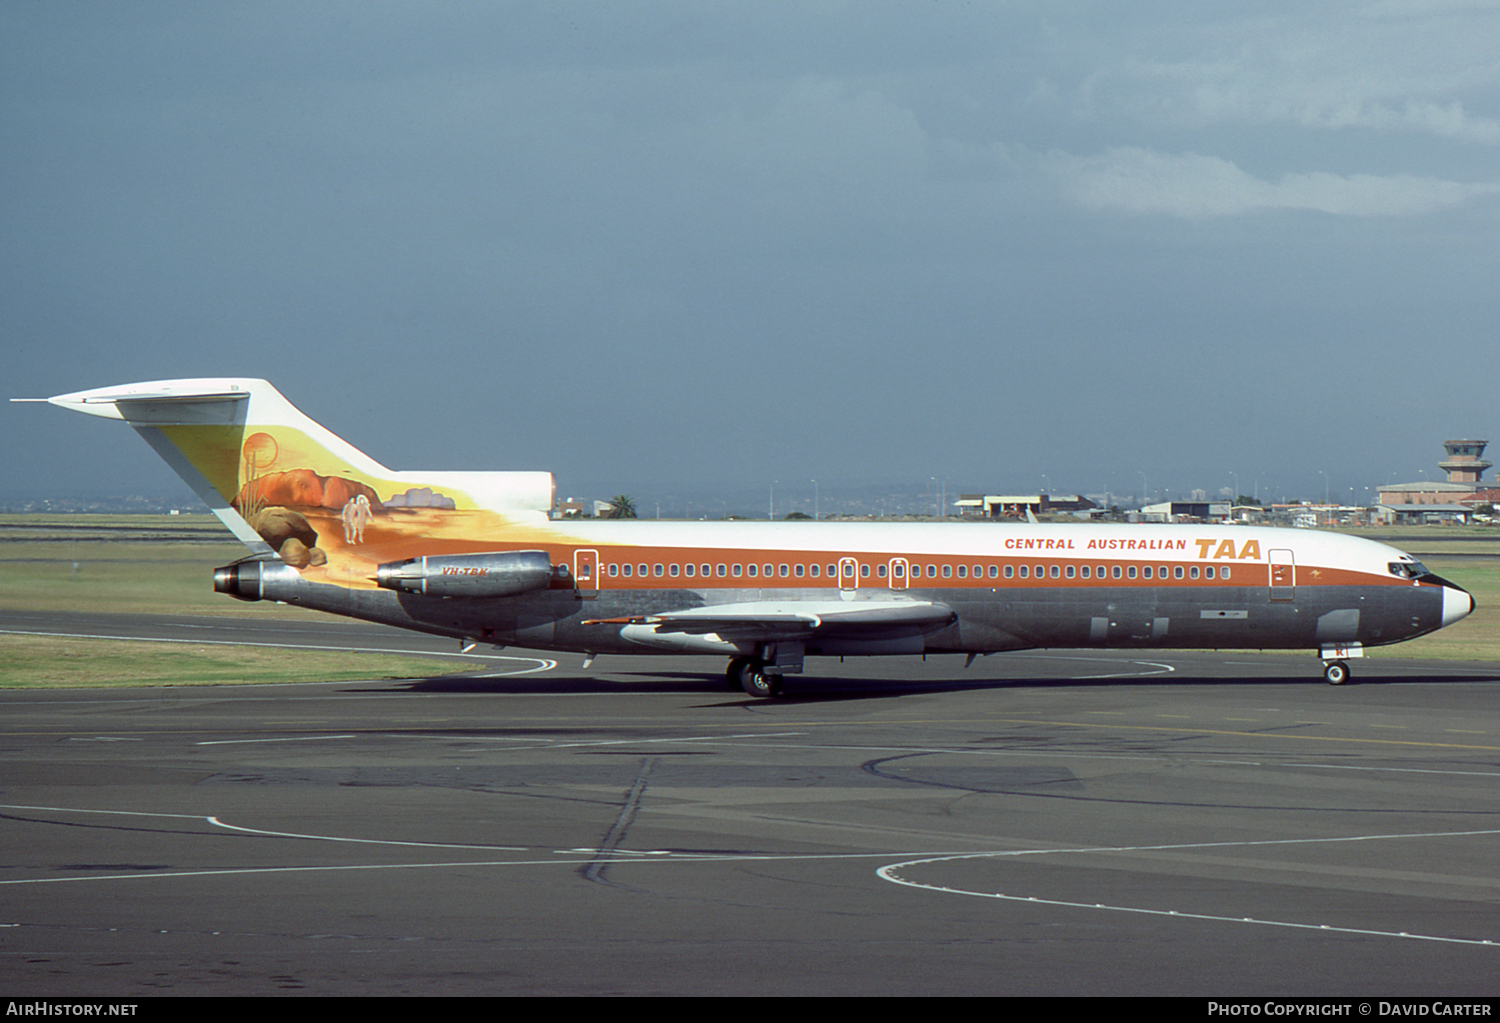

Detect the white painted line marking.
xmin=195 ymin=734 xmax=356 ymax=745
xmin=0 ymin=803 xmax=206 ymax=819
xmin=875 ymin=829 xmax=1500 ymax=948
xmin=205 ymin=817 xmax=528 ymax=851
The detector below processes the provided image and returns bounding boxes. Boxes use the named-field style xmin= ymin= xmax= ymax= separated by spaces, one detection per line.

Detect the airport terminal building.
xmin=1377 ymin=440 xmax=1498 ymax=522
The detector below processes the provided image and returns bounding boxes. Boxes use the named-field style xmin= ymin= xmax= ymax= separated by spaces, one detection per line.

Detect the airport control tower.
xmin=1439 ymin=440 xmax=1491 ymax=485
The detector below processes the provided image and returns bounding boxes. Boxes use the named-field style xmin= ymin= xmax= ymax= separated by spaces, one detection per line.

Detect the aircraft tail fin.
xmin=31 ymin=379 xmax=554 ymax=573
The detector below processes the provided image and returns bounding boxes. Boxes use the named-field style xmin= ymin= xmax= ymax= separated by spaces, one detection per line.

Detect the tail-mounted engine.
xmin=374 ymin=550 xmax=560 ymax=598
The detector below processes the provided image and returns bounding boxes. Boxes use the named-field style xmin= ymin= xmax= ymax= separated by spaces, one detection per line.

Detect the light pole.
xmin=811 ymin=479 xmax=819 ymax=521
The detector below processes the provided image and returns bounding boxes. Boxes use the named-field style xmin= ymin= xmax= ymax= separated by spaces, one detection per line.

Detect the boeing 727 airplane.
xmin=27 ymin=378 xmax=1474 ymax=693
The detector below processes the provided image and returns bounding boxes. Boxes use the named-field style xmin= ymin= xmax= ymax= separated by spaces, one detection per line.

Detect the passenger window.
xmin=1128 ymin=566 xmax=1137 ymax=579
xmin=764 ymin=564 xmax=773 ymax=577
xmin=747 ymin=564 xmax=758 ymax=577
xmin=942 ymin=565 xmax=952 ymax=578
xmin=1019 ymin=565 xmax=1029 ymax=579
xmin=608 ymin=564 xmax=619 ymax=577
xmin=794 ymin=564 xmax=804 ymax=578
xmin=1143 ymin=566 xmax=1153 ymax=579
xmin=1065 ymin=565 xmax=1075 ymax=579
xmin=684 ymin=563 xmax=694 ymax=577
xmin=878 ymin=564 xmax=888 ymax=578
xmin=988 ymin=565 xmax=998 ymax=578
xmin=1222 ymin=566 xmax=1231 ymax=580
xmin=639 ymin=564 xmax=648 ymax=577
xmin=1080 ymin=565 xmax=1090 ymax=579
xmin=894 ymin=563 xmax=905 ymax=577
xmin=1035 ymin=565 xmax=1044 ymax=578
xmin=860 ymin=564 xmax=870 ymax=578
xmin=957 ymin=565 xmax=967 ymax=578
xmin=669 ymin=564 xmax=679 ymax=577
xmin=732 ymin=564 xmax=742 ymax=577
xmin=1050 ymin=565 xmax=1059 ymax=579
xmin=779 ymin=564 xmax=788 ymax=577
xmin=1174 ymin=566 xmax=1183 ymax=579
xmin=1190 ymin=566 xmax=1199 ymax=580
xmin=716 ymin=564 xmax=726 ymax=577
xmin=1205 ymin=566 xmax=1215 ymax=579
xmin=622 ymin=564 xmax=633 ymax=578
xmin=1112 ymin=565 xmax=1122 ymax=579
xmin=810 ymin=564 xmax=820 ymax=578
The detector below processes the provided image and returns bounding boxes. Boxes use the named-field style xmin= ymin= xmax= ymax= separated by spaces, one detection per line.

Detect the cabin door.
xmin=574 ymin=549 xmax=600 ymax=599
xmin=888 ymin=558 xmax=909 ymax=591
xmin=838 ymin=556 xmax=859 ymax=594
xmin=1268 ymin=549 xmax=1294 ymax=601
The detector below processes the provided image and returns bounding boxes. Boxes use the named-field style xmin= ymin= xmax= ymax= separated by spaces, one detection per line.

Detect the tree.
xmin=606 ymin=494 xmax=637 ymax=519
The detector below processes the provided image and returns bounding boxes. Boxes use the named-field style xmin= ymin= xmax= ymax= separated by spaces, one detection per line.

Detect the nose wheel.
xmin=1323 ymin=660 xmax=1350 ymax=686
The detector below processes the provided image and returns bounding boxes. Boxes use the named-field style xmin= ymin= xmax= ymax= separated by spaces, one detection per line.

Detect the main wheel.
xmin=1323 ymin=660 xmax=1350 ymax=686
xmin=729 ymin=656 xmax=781 ymax=698
xmin=725 ymin=656 xmax=750 ymax=691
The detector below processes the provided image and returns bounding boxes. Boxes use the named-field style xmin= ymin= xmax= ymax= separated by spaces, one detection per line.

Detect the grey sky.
xmin=5 ymin=1 xmax=1498 ymax=512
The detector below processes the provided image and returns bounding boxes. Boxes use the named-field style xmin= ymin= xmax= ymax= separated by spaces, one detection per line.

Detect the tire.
xmin=1324 ymin=660 xmax=1350 ymax=686
xmin=732 ymin=657 xmax=781 ymax=698
xmin=725 ymin=656 xmax=750 ymax=691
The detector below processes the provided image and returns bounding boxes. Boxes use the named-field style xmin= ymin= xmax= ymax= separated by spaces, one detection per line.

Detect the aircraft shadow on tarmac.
xmin=352 ymin=666 xmax=1500 ymax=702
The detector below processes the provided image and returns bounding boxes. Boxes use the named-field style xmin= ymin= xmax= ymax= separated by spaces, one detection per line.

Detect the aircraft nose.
xmin=1442 ymin=583 xmax=1475 ymax=628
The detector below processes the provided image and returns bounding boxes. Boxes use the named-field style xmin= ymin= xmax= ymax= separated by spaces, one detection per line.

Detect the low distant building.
xmin=957 ymin=493 xmax=1097 ymax=518
xmin=1141 ymin=501 xmax=1230 ymax=523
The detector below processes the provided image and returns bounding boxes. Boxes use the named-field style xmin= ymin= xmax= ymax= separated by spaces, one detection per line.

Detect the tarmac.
xmin=3 ymin=610 xmax=1500 ymax=996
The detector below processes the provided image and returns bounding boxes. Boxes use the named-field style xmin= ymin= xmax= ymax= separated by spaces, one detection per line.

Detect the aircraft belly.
xmin=980 ymin=585 xmax=1305 ymax=650
xmin=266 ymin=578 xmax=1452 ymax=659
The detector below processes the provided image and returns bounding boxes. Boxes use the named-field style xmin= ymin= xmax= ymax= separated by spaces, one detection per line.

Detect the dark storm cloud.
xmin=5 ymin=1 xmax=1498 ymax=509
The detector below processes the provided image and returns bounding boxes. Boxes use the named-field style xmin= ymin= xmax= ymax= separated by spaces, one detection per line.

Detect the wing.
xmin=585 ymin=599 xmax=955 ymax=644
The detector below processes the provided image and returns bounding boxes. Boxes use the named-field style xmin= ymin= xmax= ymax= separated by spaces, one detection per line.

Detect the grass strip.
xmin=0 ymin=634 xmax=476 ymax=689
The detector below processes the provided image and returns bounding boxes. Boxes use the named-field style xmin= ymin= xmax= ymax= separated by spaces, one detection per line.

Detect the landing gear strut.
xmin=1323 ymin=660 xmax=1350 ymax=686
xmin=727 ymin=656 xmax=781 ymax=698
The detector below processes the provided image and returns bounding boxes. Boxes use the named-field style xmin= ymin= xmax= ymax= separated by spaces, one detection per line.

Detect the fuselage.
xmin=222 ymin=517 xmax=1472 ymax=661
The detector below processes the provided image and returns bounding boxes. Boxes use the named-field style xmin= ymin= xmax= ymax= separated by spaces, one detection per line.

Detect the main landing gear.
xmin=1323 ymin=660 xmax=1350 ymax=686
xmin=727 ymin=656 xmax=781 ymax=698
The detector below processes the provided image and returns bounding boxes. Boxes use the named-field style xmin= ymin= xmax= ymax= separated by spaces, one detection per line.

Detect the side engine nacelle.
xmin=213 ymin=558 xmax=305 ymax=602
xmin=374 ymin=550 xmax=558 ymax=598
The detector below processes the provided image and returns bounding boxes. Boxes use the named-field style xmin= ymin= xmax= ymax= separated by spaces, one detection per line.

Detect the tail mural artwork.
xmin=24 ymin=377 xmax=1475 ymax=695
xmin=37 ymin=378 xmax=557 ymax=592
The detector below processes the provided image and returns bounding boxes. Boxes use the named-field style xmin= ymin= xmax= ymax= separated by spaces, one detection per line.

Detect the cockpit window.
xmin=1388 ymin=561 xmax=1429 ymax=579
